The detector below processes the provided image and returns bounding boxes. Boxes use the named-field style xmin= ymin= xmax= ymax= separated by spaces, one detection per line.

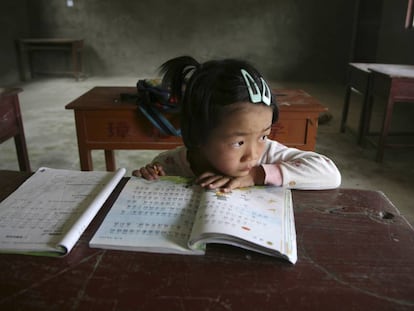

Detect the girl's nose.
xmin=243 ymin=144 xmax=260 ymax=162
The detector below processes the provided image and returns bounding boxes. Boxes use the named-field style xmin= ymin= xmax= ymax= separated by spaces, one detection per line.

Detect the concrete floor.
xmin=1 ymin=76 xmax=413 ymax=226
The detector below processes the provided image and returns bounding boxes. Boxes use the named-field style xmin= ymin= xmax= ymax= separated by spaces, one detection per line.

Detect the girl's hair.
xmin=159 ymin=56 xmax=279 ymax=150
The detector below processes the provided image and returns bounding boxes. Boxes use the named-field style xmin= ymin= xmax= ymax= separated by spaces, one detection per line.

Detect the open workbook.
xmin=0 ymin=167 xmax=125 ymax=256
xmin=90 ymin=176 xmax=297 ymax=264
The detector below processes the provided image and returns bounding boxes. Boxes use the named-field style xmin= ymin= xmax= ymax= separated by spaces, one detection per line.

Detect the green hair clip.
xmin=241 ymin=69 xmax=271 ymax=106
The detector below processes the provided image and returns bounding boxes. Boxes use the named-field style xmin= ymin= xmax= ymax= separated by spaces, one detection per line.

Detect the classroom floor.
xmin=1 ymin=76 xmax=413 ymax=226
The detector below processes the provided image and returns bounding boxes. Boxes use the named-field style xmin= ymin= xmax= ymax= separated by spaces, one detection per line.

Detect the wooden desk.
xmin=0 ymin=88 xmax=31 ymax=172
xmin=65 ymin=87 xmax=326 ymax=171
xmin=16 ymin=38 xmax=84 ymax=81
xmin=0 ymin=171 xmax=413 ymax=310
xmin=340 ymin=63 xmax=414 ymax=162
xmin=367 ymin=66 xmax=414 ymax=162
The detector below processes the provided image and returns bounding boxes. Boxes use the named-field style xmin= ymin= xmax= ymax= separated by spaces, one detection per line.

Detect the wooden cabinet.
xmin=66 ymin=87 xmax=326 ymax=171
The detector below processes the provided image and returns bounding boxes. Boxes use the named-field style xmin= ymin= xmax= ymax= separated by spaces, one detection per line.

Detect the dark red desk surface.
xmin=1 ymin=171 xmax=413 ymax=311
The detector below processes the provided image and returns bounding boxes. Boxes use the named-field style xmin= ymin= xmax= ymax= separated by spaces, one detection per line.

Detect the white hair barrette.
xmin=240 ymin=69 xmax=271 ymax=106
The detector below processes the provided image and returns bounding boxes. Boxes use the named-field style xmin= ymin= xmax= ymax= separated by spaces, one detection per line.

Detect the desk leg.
xmin=357 ymin=89 xmax=371 ymax=146
xmin=340 ymin=85 xmax=352 ymax=133
xmin=73 ymin=111 xmax=93 ymax=170
xmin=12 ymin=94 xmax=31 ymax=172
xmin=14 ymin=134 xmax=31 ymax=172
xmin=79 ymin=148 xmax=93 ymax=171
xmin=15 ymin=41 xmax=29 ymax=81
xmin=105 ymin=150 xmax=116 ymax=171
xmin=376 ymin=97 xmax=394 ymax=162
xmin=72 ymin=44 xmax=80 ymax=80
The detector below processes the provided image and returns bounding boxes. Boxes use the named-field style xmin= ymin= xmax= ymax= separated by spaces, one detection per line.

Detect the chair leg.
xmin=340 ymin=85 xmax=352 ymax=133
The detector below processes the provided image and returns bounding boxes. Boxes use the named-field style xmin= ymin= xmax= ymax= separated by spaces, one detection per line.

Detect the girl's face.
xmin=199 ymin=102 xmax=273 ymax=177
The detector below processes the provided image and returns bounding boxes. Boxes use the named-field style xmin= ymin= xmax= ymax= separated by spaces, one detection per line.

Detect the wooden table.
xmin=367 ymin=65 xmax=414 ymax=162
xmin=65 ymin=87 xmax=326 ymax=171
xmin=0 ymin=88 xmax=31 ymax=172
xmin=16 ymin=38 xmax=84 ymax=81
xmin=340 ymin=63 xmax=414 ymax=162
xmin=0 ymin=170 xmax=413 ymax=310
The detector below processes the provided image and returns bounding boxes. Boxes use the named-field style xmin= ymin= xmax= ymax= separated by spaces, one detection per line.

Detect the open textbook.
xmin=0 ymin=167 xmax=125 ymax=256
xmin=90 ymin=176 xmax=297 ymax=264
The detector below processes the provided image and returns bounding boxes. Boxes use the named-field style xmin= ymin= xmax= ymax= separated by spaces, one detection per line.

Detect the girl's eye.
xmin=260 ymin=135 xmax=268 ymax=141
xmin=231 ymin=141 xmax=244 ymax=148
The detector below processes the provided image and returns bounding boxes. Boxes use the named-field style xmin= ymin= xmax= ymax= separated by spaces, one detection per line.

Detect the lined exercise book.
xmin=0 ymin=167 xmax=125 ymax=256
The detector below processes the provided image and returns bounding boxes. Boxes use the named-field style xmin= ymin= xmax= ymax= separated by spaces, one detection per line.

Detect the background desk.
xmin=66 ymin=87 xmax=326 ymax=171
xmin=16 ymin=38 xmax=84 ymax=81
xmin=1 ymin=171 xmax=413 ymax=310
xmin=341 ymin=63 xmax=414 ymax=161
xmin=367 ymin=66 xmax=414 ymax=162
xmin=0 ymin=88 xmax=30 ymax=172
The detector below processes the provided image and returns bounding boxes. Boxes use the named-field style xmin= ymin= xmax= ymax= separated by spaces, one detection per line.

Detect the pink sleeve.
xmin=261 ymin=164 xmax=283 ymax=186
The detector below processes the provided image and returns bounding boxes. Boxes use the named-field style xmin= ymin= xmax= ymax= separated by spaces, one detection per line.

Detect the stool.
xmin=0 ymin=88 xmax=31 ymax=172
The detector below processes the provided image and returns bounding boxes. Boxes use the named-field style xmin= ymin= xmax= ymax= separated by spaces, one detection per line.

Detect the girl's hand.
xmin=196 ymin=166 xmax=265 ymax=192
xmin=132 ymin=163 xmax=165 ymax=180
xmin=196 ymin=172 xmax=255 ymax=192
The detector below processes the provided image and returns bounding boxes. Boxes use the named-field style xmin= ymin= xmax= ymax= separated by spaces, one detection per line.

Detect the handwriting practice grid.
xmin=0 ymin=168 xmax=113 ymax=251
xmin=90 ymin=177 xmax=202 ymax=252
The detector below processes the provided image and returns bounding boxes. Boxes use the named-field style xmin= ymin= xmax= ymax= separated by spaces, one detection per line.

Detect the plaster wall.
xmin=0 ymin=0 xmax=29 ymax=85
xmin=1 ymin=0 xmax=356 ymax=84
xmin=3 ymin=1 xmax=412 ymax=86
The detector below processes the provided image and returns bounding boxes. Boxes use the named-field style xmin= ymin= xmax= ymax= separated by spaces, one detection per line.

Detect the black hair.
xmin=159 ymin=56 xmax=279 ymax=150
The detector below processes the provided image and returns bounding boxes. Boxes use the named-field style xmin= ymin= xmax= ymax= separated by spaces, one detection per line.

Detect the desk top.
xmin=1 ymin=171 xmax=413 ymax=310
xmin=0 ymin=87 xmax=22 ymax=98
xmin=350 ymin=62 xmax=414 ymax=78
xmin=65 ymin=86 xmax=327 ymax=112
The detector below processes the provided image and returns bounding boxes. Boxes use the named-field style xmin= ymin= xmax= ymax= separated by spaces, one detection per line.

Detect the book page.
xmin=58 ymin=167 xmax=126 ymax=254
xmin=189 ymin=186 xmax=297 ymax=263
xmin=90 ymin=177 xmax=205 ymax=255
xmin=0 ymin=167 xmax=125 ymax=256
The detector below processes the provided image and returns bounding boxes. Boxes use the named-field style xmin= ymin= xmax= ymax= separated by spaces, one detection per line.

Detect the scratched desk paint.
xmin=0 ymin=171 xmax=413 ymax=310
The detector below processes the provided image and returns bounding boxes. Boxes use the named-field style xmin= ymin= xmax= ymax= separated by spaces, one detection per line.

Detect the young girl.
xmin=133 ymin=56 xmax=341 ymax=192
